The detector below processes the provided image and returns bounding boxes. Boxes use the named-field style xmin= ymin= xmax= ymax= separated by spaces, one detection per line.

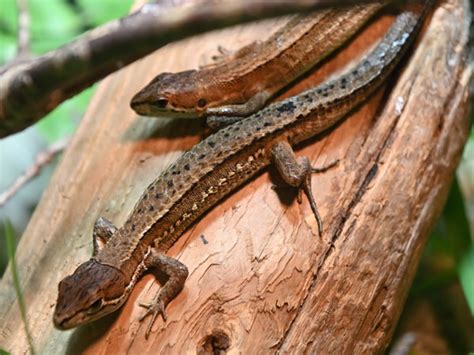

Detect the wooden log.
xmin=0 ymin=0 xmax=471 ymax=353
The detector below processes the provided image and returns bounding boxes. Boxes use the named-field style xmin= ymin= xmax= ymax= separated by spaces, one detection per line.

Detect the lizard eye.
xmin=87 ymin=299 xmax=103 ymax=314
xmin=153 ymin=99 xmax=169 ymax=109
xmin=197 ymin=98 xmax=207 ymax=108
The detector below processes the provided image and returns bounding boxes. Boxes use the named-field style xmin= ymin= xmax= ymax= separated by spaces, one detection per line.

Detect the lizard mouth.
xmin=53 ymin=312 xmax=75 ymax=330
xmin=131 ymin=101 xmax=201 ymax=118
xmin=130 ymin=91 xmax=204 ymax=118
xmin=53 ymin=309 xmax=105 ymax=330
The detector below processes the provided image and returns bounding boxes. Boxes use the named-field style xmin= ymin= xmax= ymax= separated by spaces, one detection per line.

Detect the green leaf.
xmin=4 ymin=221 xmax=17 ymax=269
xmin=77 ymin=0 xmax=132 ymax=26
xmin=464 ymin=130 xmax=474 ymax=159
xmin=36 ymin=87 xmax=95 ymax=142
xmin=458 ymin=245 xmax=474 ymax=314
xmin=0 ymin=0 xmax=18 ymax=64
xmin=425 ymin=180 xmax=474 ymax=312
xmin=0 ymin=349 xmax=11 ymax=355
xmin=0 ymin=34 xmax=17 ymax=64
xmin=0 ymin=0 xmax=18 ymax=34
xmin=445 ymin=180 xmax=471 ymax=254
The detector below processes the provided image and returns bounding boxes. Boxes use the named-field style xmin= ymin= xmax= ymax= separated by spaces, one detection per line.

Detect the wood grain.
xmin=0 ymin=0 xmax=471 ymax=353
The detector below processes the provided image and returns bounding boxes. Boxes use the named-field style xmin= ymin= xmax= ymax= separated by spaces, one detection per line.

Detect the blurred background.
xmin=0 ymin=0 xmax=133 ymax=271
xmin=0 ymin=0 xmax=472 ymax=352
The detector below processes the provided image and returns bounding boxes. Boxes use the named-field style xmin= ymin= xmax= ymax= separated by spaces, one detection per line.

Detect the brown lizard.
xmin=130 ymin=3 xmax=386 ymax=126
xmin=53 ymin=3 xmax=431 ymax=339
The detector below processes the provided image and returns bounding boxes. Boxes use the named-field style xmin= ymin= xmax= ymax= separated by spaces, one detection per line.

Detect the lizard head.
xmin=53 ymin=259 xmax=128 ymax=329
xmin=130 ymin=69 xmax=223 ymax=117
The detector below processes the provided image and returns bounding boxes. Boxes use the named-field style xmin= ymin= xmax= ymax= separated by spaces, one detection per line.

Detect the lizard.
xmin=130 ymin=2 xmax=387 ymax=127
xmin=53 ymin=3 xmax=431 ymax=339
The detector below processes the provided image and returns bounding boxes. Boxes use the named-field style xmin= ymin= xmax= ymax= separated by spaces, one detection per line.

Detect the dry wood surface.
xmin=0 ymin=0 xmax=471 ymax=353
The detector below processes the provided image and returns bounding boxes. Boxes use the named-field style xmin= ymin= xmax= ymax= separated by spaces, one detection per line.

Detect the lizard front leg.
xmin=205 ymin=91 xmax=271 ymax=129
xmin=92 ymin=217 xmax=117 ymax=256
xmin=139 ymin=248 xmax=189 ymax=339
xmin=271 ymin=141 xmax=338 ymax=237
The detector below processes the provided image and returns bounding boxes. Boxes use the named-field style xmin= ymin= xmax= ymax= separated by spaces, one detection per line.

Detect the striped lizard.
xmin=130 ymin=3 xmax=386 ymax=127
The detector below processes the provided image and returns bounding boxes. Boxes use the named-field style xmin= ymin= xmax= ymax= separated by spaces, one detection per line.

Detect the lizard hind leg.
xmin=271 ymin=141 xmax=338 ymax=237
xmin=199 ymin=41 xmax=264 ymax=70
xmin=139 ymin=249 xmax=189 ymax=339
xmin=92 ymin=217 xmax=118 ymax=256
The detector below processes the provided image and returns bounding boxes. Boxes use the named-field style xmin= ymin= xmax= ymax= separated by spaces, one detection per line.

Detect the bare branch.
xmin=16 ymin=0 xmax=30 ymax=58
xmin=0 ymin=137 xmax=69 ymax=207
xmin=0 ymin=0 xmax=389 ymax=138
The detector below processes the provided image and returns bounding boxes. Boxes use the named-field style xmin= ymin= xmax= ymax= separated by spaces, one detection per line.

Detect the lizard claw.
xmin=138 ymin=300 xmax=167 ymax=338
xmin=296 ymin=188 xmax=303 ymax=204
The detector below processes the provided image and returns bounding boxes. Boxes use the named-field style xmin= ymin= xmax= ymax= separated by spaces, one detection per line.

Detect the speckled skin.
xmin=54 ymin=6 xmax=430 ymax=335
xmin=130 ymin=3 xmax=385 ymax=118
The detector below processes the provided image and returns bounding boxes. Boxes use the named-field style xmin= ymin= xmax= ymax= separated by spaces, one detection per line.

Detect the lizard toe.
xmin=138 ymin=300 xmax=167 ymax=338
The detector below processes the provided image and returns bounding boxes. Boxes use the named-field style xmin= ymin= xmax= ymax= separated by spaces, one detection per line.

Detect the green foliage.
xmin=29 ymin=0 xmax=82 ymax=53
xmin=0 ymin=349 xmax=11 ymax=355
xmin=0 ymin=34 xmax=17 ymax=63
xmin=458 ymin=244 xmax=474 ymax=314
xmin=36 ymin=87 xmax=94 ymax=142
xmin=0 ymin=0 xmax=18 ymax=32
xmin=419 ymin=180 xmax=474 ymax=313
xmin=0 ymin=0 xmax=18 ymax=63
xmin=432 ymin=180 xmax=471 ymax=259
xmin=77 ymin=0 xmax=133 ymax=27
xmin=0 ymin=0 xmax=133 ymax=61
xmin=4 ymin=221 xmax=35 ymax=354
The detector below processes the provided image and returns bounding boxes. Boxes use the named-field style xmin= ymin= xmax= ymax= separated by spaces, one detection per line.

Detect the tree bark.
xmin=0 ymin=0 xmax=471 ymax=353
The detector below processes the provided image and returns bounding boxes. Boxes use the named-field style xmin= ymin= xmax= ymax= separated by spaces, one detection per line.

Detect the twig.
xmin=0 ymin=137 xmax=69 ymax=207
xmin=0 ymin=0 xmax=389 ymax=138
xmin=16 ymin=0 xmax=30 ymax=58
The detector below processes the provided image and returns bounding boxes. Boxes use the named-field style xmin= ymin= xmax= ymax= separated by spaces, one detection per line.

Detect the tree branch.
xmin=0 ymin=137 xmax=69 ymax=207
xmin=15 ymin=0 xmax=30 ymax=58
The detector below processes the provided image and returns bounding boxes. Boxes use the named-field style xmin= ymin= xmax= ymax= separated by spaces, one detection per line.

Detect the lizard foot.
xmin=139 ymin=300 xmax=167 ymax=339
xmin=271 ymin=141 xmax=340 ymax=237
xmin=138 ymin=250 xmax=188 ymax=338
